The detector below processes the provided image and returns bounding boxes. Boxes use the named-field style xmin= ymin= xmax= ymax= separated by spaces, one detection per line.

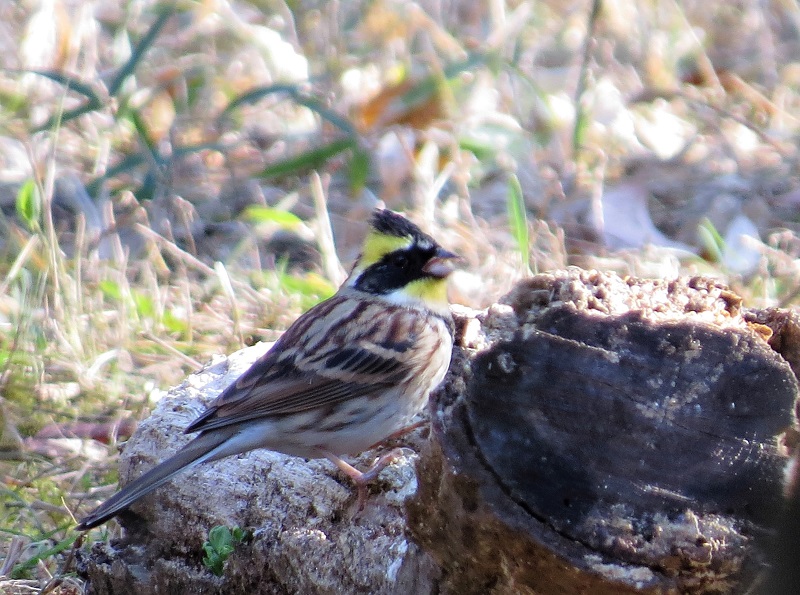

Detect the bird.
xmin=76 ymin=209 xmax=458 ymax=530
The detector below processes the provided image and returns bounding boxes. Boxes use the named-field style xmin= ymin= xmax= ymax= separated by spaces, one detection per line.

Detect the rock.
xmin=78 ymin=342 xmax=438 ymax=595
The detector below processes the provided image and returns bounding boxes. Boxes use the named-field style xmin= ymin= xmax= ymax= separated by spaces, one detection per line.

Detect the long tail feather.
xmin=76 ymin=428 xmax=237 ymax=530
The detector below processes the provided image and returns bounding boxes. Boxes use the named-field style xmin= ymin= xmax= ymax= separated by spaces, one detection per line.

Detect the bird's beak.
xmin=423 ymin=248 xmax=461 ymax=278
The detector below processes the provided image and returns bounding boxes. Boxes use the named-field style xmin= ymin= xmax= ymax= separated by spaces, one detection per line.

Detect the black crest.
xmin=370 ymin=209 xmax=429 ymax=243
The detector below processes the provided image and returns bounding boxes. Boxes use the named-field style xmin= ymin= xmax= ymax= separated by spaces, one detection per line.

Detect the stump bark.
xmin=408 ymin=270 xmax=798 ymax=594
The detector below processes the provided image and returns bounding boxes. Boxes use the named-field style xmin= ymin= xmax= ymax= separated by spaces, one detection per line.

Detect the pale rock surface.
xmin=80 ymin=342 xmax=438 ymax=595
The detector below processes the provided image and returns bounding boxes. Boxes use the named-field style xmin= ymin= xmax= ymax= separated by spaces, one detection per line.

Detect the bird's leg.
xmin=325 ymin=420 xmax=425 ymax=509
xmin=321 ymin=448 xmax=405 ymax=511
xmin=366 ymin=420 xmax=426 ymax=450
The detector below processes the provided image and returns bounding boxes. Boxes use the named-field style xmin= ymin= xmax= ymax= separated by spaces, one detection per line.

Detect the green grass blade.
xmin=33 ymin=102 xmax=104 ymax=132
xmin=443 ymin=52 xmax=489 ymax=78
xmin=259 ymin=137 xmax=355 ymax=179
xmin=15 ymin=179 xmax=41 ymax=232
xmin=572 ymin=0 xmax=602 ymax=158
xmin=572 ymin=105 xmax=589 ymax=156
xmin=399 ymin=53 xmax=487 ymax=110
xmin=698 ymin=217 xmax=725 ymax=262
xmin=172 ymin=141 xmax=230 ymax=158
xmin=220 ymin=83 xmax=300 ymax=116
xmin=347 ymin=145 xmax=370 ymax=194
xmin=278 ymin=271 xmax=336 ymax=305
xmin=11 ymin=532 xmax=79 ymax=579
xmin=130 ymin=109 xmax=161 ymax=164
xmin=86 ymin=152 xmax=149 ymax=196
xmin=221 ymin=85 xmax=356 ymax=135
xmin=26 ymin=70 xmax=104 ymax=131
xmin=293 ymin=95 xmax=356 ymax=135
xmin=108 ymin=5 xmax=178 ymax=96
xmin=243 ymin=206 xmax=303 ymax=227
xmin=25 ymin=70 xmax=101 ymax=103
xmin=506 ymin=173 xmax=530 ymax=272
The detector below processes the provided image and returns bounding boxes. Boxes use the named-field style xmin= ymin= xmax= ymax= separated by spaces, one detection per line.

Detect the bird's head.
xmin=346 ymin=209 xmax=459 ymax=310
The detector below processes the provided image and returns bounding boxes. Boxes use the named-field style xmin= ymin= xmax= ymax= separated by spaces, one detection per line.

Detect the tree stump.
xmin=408 ymin=270 xmax=798 ymax=594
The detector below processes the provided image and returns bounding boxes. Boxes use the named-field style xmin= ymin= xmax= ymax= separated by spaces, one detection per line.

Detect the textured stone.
xmin=79 ymin=342 xmax=438 ymax=595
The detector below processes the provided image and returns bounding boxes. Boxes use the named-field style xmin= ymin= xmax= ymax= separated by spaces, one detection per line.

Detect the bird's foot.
xmin=322 ymin=447 xmax=405 ymax=511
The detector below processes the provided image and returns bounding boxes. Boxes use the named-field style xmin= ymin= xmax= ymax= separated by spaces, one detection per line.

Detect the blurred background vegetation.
xmin=2 ymin=0 xmax=800 ymax=588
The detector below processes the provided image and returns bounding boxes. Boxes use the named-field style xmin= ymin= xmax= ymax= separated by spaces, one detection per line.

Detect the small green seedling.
xmin=506 ymin=173 xmax=530 ymax=273
xmin=15 ymin=179 xmax=41 ymax=232
xmin=202 ymin=525 xmax=246 ymax=576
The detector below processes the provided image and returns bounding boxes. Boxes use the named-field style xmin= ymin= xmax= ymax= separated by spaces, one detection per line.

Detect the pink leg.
xmin=321 ymin=448 xmax=405 ymax=510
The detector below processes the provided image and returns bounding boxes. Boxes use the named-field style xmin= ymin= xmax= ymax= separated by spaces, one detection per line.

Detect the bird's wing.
xmin=185 ymin=296 xmax=419 ymax=434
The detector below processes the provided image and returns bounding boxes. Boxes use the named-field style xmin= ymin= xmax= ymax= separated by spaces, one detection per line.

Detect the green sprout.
xmin=202 ymin=525 xmax=247 ymax=576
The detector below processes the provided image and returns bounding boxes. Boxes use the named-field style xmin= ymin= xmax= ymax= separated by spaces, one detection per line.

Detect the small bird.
xmin=76 ymin=209 xmax=458 ymax=530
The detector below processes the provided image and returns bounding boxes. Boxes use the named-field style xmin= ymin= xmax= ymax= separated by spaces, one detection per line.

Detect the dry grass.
xmin=2 ymin=0 xmax=800 ymax=587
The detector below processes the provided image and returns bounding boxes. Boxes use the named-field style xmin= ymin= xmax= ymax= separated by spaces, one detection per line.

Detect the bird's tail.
xmin=76 ymin=427 xmax=238 ymax=530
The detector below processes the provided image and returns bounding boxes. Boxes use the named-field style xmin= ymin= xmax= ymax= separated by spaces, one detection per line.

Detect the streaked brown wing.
xmin=185 ymin=297 xmax=417 ymax=434
xmin=185 ymin=368 xmax=393 ymax=433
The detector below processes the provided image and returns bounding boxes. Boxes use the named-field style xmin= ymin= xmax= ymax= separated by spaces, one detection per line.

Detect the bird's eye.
xmin=391 ymin=253 xmax=408 ymax=268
